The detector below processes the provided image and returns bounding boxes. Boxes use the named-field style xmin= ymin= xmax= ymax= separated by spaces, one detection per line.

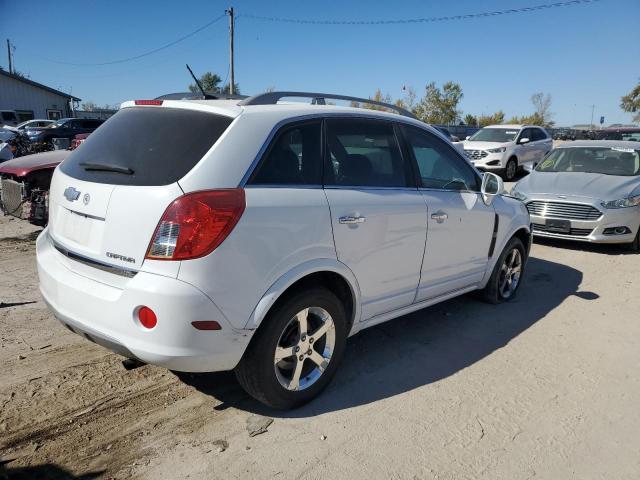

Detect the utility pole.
xmin=6 ymin=39 xmax=13 ymax=74
xmin=589 ymin=104 xmax=595 ymax=128
xmin=226 ymin=7 xmax=235 ymax=95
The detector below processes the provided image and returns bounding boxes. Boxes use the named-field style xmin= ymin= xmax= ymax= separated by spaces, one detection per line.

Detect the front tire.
xmin=504 ymin=158 xmax=518 ymax=181
xmin=235 ymin=288 xmax=348 ymax=409
xmin=479 ymin=237 xmax=526 ymax=304
xmin=626 ymin=229 xmax=640 ymax=252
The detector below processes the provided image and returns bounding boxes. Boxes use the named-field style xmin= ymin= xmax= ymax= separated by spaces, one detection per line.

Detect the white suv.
xmin=463 ymin=124 xmax=553 ymax=181
xmin=36 ymin=92 xmax=531 ymax=409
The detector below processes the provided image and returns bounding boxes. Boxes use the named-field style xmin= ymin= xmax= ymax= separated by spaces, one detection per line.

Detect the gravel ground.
xmin=1 ymin=210 xmax=639 ymax=480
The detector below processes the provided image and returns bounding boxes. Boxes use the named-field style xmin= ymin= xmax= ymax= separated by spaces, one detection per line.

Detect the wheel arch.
xmin=244 ymin=259 xmax=361 ymax=334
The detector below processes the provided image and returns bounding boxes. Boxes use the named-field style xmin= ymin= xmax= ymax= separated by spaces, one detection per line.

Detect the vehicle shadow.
xmin=0 ymin=460 xmax=104 ymax=479
xmin=534 ymin=236 xmax=636 ymax=256
xmin=177 ymin=256 xmax=596 ymax=417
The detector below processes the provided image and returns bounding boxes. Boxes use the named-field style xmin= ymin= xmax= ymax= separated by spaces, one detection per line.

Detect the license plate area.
xmin=545 ymin=218 xmax=571 ymax=233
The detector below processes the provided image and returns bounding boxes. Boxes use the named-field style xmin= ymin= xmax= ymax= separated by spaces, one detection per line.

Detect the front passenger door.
xmin=400 ymin=125 xmax=496 ymax=301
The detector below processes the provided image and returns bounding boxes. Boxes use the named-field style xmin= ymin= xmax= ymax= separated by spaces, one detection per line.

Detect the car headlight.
xmin=601 ymin=195 xmax=640 ymax=209
xmin=487 ymin=147 xmax=506 ymax=153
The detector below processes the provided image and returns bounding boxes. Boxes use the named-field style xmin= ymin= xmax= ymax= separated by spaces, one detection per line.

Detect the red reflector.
xmin=138 ymin=306 xmax=157 ymax=329
xmin=191 ymin=321 xmax=222 ymax=331
xmin=134 ymin=100 xmax=163 ymax=106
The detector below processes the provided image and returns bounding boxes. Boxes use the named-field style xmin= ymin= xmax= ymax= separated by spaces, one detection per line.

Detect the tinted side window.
xmin=325 ymin=118 xmax=410 ymax=187
xmin=519 ymin=128 xmax=534 ymax=142
xmin=249 ymin=121 xmax=322 ymax=185
xmin=534 ymin=128 xmax=548 ymax=141
xmin=402 ymin=125 xmax=480 ymax=192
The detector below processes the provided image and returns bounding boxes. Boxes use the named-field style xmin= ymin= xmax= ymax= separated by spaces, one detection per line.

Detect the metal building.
xmin=0 ymin=69 xmax=81 ymax=122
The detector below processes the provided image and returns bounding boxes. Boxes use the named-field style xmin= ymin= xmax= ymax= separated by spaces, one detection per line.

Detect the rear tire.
xmin=479 ymin=237 xmax=526 ymax=304
xmin=235 ymin=287 xmax=348 ymax=409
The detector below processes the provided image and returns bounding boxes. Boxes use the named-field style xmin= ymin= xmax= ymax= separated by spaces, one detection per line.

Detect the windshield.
xmin=468 ymin=128 xmax=518 ymax=143
xmin=60 ymin=107 xmax=233 ymax=186
xmin=536 ymin=147 xmax=640 ymax=176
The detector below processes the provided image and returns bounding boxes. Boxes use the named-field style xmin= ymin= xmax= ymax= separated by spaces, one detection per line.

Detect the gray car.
xmin=512 ymin=140 xmax=640 ymax=251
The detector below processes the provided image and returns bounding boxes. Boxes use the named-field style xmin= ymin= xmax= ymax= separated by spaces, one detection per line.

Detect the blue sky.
xmin=2 ymin=0 xmax=639 ymax=126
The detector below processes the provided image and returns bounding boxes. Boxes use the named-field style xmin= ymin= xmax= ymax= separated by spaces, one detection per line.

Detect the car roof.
xmin=119 ymin=98 xmax=432 ymax=129
xmin=483 ymin=124 xmax=525 ymax=129
xmin=555 ymin=140 xmax=640 ymax=149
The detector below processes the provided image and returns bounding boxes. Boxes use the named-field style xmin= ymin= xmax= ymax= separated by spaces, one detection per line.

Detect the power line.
xmin=242 ymin=0 xmax=601 ymax=25
xmin=40 ymin=14 xmax=227 ymax=66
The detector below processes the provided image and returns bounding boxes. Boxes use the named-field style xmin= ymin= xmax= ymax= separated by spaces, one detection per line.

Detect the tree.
xmin=463 ymin=114 xmax=478 ymax=126
xmin=81 ymin=102 xmax=97 ymax=111
xmin=363 ymin=89 xmax=394 ymax=111
xmin=189 ymin=72 xmax=222 ymax=93
xmin=413 ymin=81 xmax=463 ymax=124
xmin=395 ymin=86 xmax=417 ymax=111
xmin=531 ymin=92 xmax=554 ymax=127
xmin=621 ymin=81 xmax=640 ymax=123
xmin=188 ymin=72 xmax=241 ymax=95
xmin=478 ymin=111 xmax=505 ymax=127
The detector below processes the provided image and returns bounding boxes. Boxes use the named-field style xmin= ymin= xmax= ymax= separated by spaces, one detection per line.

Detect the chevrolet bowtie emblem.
xmin=64 ymin=187 xmax=81 ymax=202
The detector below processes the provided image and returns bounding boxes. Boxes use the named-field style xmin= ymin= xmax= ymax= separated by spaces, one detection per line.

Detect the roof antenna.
xmin=186 ymin=64 xmax=208 ymax=99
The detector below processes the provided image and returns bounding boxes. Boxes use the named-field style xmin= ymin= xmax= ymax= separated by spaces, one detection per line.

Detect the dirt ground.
xmin=1 ymin=209 xmax=639 ymax=480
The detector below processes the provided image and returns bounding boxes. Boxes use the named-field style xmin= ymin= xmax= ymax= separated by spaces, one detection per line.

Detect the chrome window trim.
xmin=238 ymin=112 xmax=441 ymax=188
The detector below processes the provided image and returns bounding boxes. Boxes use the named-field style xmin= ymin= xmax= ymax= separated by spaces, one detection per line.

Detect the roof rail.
xmin=154 ymin=92 xmax=248 ymax=101
xmin=238 ymin=91 xmax=417 ymax=119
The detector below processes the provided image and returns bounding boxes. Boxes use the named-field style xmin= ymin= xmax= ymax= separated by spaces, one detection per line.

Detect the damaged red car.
xmin=0 ymin=149 xmax=70 ymax=225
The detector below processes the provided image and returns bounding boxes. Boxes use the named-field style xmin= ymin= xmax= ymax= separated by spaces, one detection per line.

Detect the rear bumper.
xmin=36 ymin=230 xmax=250 ymax=372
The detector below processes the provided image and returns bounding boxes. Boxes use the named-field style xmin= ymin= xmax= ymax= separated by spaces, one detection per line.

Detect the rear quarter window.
xmin=60 ymin=107 xmax=233 ymax=186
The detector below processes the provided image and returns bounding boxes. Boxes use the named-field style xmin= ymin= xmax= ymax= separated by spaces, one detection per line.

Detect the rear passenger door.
xmin=244 ymin=120 xmax=336 ymax=286
xmin=323 ymin=118 xmax=427 ymax=320
xmin=400 ymin=125 xmax=495 ymax=301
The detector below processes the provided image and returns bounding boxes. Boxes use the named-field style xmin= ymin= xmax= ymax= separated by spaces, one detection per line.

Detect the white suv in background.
xmin=463 ymin=124 xmax=553 ymax=181
xmin=36 ymin=92 xmax=531 ymax=409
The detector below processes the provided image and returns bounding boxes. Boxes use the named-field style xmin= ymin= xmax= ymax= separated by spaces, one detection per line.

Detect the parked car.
xmin=595 ymin=127 xmax=640 ymax=142
xmin=554 ymin=129 xmax=576 ymax=141
xmin=5 ymin=119 xmax=56 ymax=131
xmin=0 ymin=110 xmax=19 ymax=127
xmin=36 ymin=92 xmax=531 ymax=409
xmin=26 ymin=118 xmax=104 ymax=149
xmin=463 ymin=124 xmax=553 ymax=181
xmin=512 ymin=140 xmax=640 ymax=250
xmin=0 ymin=149 xmax=69 ymax=224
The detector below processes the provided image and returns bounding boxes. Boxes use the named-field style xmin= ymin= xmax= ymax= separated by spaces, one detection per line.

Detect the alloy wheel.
xmin=274 ymin=306 xmax=336 ymax=391
xmin=498 ymin=248 xmax=522 ymax=299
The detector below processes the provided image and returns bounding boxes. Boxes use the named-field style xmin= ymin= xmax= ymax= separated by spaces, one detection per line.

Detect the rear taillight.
xmin=146 ymin=189 xmax=245 ymax=261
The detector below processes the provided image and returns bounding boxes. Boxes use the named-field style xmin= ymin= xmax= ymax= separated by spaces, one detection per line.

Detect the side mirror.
xmin=518 ymin=137 xmax=530 ymax=145
xmin=481 ymin=172 xmax=504 ymax=206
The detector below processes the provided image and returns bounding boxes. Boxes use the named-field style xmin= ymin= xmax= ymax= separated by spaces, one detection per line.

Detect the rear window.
xmin=60 ymin=107 xmax=233 ymax=186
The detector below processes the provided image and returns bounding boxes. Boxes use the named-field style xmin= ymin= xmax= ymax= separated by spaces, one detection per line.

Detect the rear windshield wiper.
xmin=79 ymin=162 xmax=134 ymax=175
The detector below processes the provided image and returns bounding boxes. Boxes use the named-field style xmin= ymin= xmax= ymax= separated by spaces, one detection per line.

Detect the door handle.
xmin=339 ymin=215 xmax=366 ymax=224
xmin=431 ymin=211 xmax=448 ymax=223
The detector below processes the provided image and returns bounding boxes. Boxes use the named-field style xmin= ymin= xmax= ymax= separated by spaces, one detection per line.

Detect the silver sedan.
xmin=512 ymin=140 xmax=640 ymax=251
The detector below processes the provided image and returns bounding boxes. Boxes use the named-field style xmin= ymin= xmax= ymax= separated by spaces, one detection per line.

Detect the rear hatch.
xmin=48 ymin=104 xmax=235 ymax=276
